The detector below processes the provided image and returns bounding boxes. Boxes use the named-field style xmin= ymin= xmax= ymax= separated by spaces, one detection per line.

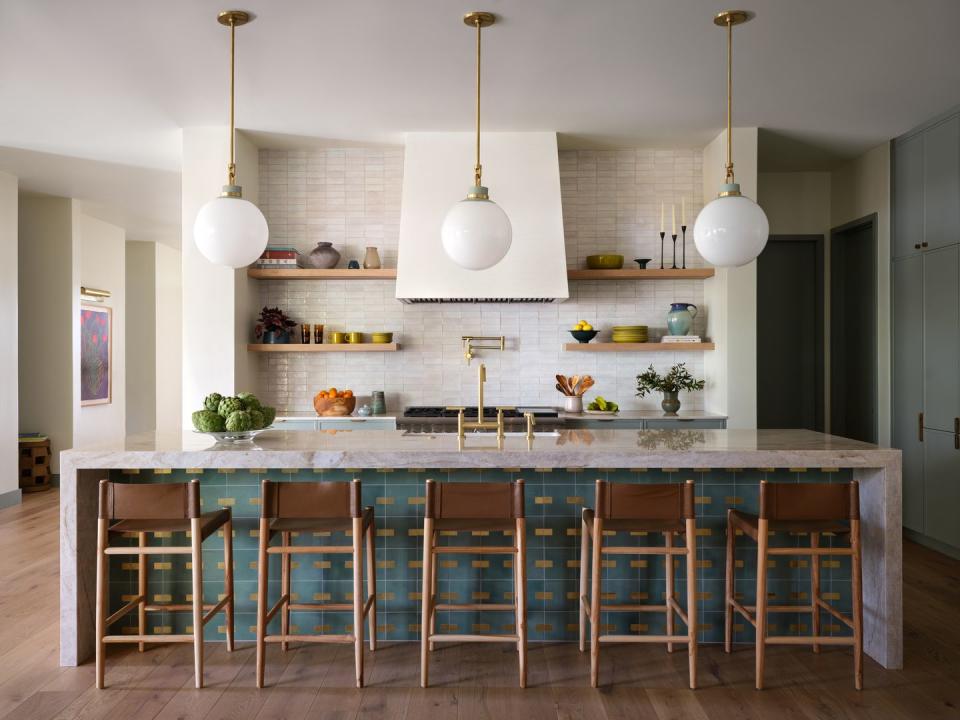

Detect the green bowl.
xmin=586 ymin=254 xmax=624 ymax=269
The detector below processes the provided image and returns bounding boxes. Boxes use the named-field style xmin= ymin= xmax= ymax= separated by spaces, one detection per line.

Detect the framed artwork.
xmin=80 ymin=303 xmax=112 ymax=406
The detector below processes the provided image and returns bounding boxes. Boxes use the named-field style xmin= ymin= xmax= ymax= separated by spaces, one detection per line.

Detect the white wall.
xmin=702 ymin=128 xmax=759 ymax=428
xmin=830 ymin=142 xmax=891 ymax=446
xmin=181 ymin=128 xmax=261 ymax=420
xmin=74 ymin=213 xmax=126 ymax=448
xmin=19 ymin=195 xmax=75 ymax=472
xmin=0 ymin=172 xmax=18 ymax=504
xmin=125 ymin=241 xmax=157 ymax=434
xmin=155 ymin=243 xmax=182 ymax=434
xmin=758 ymin=172 xmax=831 ymax=236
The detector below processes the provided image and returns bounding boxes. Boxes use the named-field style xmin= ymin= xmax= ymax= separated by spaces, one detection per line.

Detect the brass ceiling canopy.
xmin=713 ymin=10 xmax=753 ymax=27
xmin=463 ymin=11 xmax=495 ymax=28
xmin=218 ymin=10 xmax=252 ymax=27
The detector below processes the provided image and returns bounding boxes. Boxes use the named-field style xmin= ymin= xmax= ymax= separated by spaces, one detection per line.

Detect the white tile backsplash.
xmin=256 ymin=147 xmax=707 ymax=414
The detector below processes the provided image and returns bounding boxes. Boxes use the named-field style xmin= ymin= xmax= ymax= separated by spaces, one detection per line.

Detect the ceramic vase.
xmin=304 ymin=241 xmax=341 ymax=269
xmin=666 ymin=302 xmax=698 ymax=336
xmin=261 ymin=330 xmax=290 ymax=344
xmin=661 ymin=390 xmax=681 ymax=416
xmin=363 ymin=246 xmax=382 ymax=269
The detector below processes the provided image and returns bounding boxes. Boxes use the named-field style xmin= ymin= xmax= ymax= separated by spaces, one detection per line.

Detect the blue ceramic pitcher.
xmin=666 ymin=303 xmax=698 ymax=336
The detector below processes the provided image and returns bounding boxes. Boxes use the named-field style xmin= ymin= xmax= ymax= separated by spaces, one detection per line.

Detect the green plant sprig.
xmin=636 ymin=363 xmax=705 ymax=397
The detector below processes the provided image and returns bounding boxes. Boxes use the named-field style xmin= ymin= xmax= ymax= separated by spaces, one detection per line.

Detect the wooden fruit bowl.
xmin=313 ymin=396 xmax=357 ymax=417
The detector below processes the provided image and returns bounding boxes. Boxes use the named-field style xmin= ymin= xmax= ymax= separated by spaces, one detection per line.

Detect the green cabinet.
xmin=923 ymin=429 xmax=960 ymax=549
xmin=892 ymin=255 xmax=924 ymax=531
xmin=922 ymin=246 xmax=960 ymax=433
xmin=922 ymin=116 xmax=960 ymax=252
xmin=893 ymin=134 xmax=924 ymax=259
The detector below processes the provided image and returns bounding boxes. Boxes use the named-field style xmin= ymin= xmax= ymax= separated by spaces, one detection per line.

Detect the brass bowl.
xmin=586 ymin=254 xmax=624 ymax=269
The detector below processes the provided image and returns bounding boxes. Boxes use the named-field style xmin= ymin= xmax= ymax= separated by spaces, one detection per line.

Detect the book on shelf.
xmin=254 ymin=259 xmax=301 ymax=268
xmin=661 ymin=335 xmax=702 ymax=343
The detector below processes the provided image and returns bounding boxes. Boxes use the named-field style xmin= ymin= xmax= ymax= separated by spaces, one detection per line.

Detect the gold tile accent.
xmin=408 ymin=560 xmax=423 ymax=569
xmin=695 ymin=592 xmax=712 ymax=601
xmin=409 ymin=529 xmax=424 ymax=536
xmin=376 ymin=497 xmax=394 ymax=505
xmin=471 ymin=531 xmax=490 ymax=537
xmin=440 ymin=624 xmax=459 ymax=632
xmin=535 ymin=624 xmax=553 ymax=633
xmin=567 ymin=560 xmax=580 ymax=569
xmin=153 ymin=626 xmax=172 ymax=634
xmin=472 ymin=592 xmax=490 ymax=601
xmin=409 ymin=592 xmax=422 ymax=601
xmin=629 ymin=624 xmax=650 ymax=632
xmin=472 ymin=560 xmax=489 ymax=569
xmin=280 ymin=468 xmax=300 ymax=474
xmin=823 ymin=560 xmax=841 ymax=569
xmin=822 ymin=467 xmax=840 ymax=473
xmin=735 ymin=560 xmax=744 ymax=568
xmin=534 ymin=496 xmax=552 ymax=504
xmin=121 ymin=562 xmax=138 ymax=571
xmin=376 ymin=468 xmax=395 ymax=474
xmin=472 ymin=624 xmax=491 ymax=632
xmin=789 ymin=560 xmax=809 ymax=569
xmin=601 ymin=560 xmax=616 ymax=568
xmin=377 ymin=592 xmax=396 ymax=601
xmin=408 ymin=496 xmax=425 ymax=505
xmin=313 ymin=560 xmax=332 ymax=569
xmin=789 ymin=624 xmax=809 ymax=633
xmin=566 ymin=592 xmax=579 ymax=601
xmin=153 ymin=562 xmax=172 ymax=571
xmin=377 ymin=560 xmax=396 ymax=569
xmin=566 ymin=496 xmax=584 ymax=505
xmin=725 ymin=496 xmax=743 ymax=505
xmin=186 ymin=468 xmax=204 ymax=475
xmin=790 ymin=592 xmax=809 ymax=600
xmin=566 ymin=528 xmax=580 ymax=537
xmin=250 ymin=468 xmax=267 ymax=474
xmin=535 ymin=560 xmax=553 ymax=569
xmin=439 ymin=592 xmax=458 ymax=601
xmin=120 ymin=594 xmax=138 ymax=602
xmin=534 ymin=467 xmax=554 ymax=473
xmin=439 ymin=530 xmax=457 ymax=537
xmin=408 ymin=623 xmax=421 ymax=633
xmin=313 ymin=624 xmax=332 ymax=633
xmin=535 ymin=528 xmax=552 ymax=536
xmin=788 ymin=467 xmax=808 ymax=473
xmin=216 ymin=468 xmax=236 ymax=474
xmin=630 ymin=468 xmax=649 ymax=473
xmin=313 ymin=592 xmax=332 ymax=601
xmin=600 ymin=592 xmax=616 ymax=601
xmin=695 ymin=496 xmax=711 ymax=505
xmin=121 ymin=469 xmax=140 ymax=475
xmin=312 ymin=531 xmax=332 ymax=537
xmin=630 ymin=560 xmax=649 ymax=569
xmin=696 ymin=528 xmax=712 ymax=536
xmin=377 ymin=529 xmax=395 ymax=537
xmin=153 ymin=468 xmax=172 ymax=475
xmin=629 ymin=531 xmax=649 ymax=537
xmin=217 ymin=498 xmax=235 ymax=507
xmin=823 ymin=592 xmax=841 ymax=601
xmin=696 ymin=560 xmax=712 ymax=569
xmin=629 ymin=592 xmax=649 ymax=601
xmin=440 ymin=560 xmax=458 ymax=569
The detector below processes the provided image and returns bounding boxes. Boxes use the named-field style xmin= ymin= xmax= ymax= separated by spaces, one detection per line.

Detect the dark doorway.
xmin=830 ymin=215 xmax=878 ymax=443
xmin=757 ymin=235 xmax=825 ymax=431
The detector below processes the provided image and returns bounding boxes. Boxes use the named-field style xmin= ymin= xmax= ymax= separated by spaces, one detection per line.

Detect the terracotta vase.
xmin=363 ymin=246 xmax=381 ymax=269
xmin=304 ymin=242 xmax=341 ymax=269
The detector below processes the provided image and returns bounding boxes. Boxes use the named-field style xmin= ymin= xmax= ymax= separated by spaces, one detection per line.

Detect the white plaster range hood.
xmin=395 ymin=132 xmax=569 ymax=303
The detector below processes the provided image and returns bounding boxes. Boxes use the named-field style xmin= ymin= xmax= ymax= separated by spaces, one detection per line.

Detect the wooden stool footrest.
xmin=428 ymin=633 xmax=520 ymax=644
xmin=599 ymin=634 xmax=691 ymax=644
xmin=266 ymin=545 xmax=353 ymax=554
xmin=103 ymin=634 xmax=195 ymax=644
xmin=601 ymin=546 xmax=690 ymax=555
xmin=765 ymin=635 xmax=855 ymax=646
xmin=433 ymin=546 xmax=516 ymax=555
xmin=264 ymin=634 xmax=355 ymax=645
xmin=435 ymin=602 xmax=514 ymax=612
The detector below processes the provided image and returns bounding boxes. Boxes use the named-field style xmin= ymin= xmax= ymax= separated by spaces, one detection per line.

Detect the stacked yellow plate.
xmin=611 ymin=325 xmax=648 ymax=343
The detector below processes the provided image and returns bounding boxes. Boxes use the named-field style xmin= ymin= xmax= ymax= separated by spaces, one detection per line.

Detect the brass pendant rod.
xmin=725 ymin=15 xmax=734 ymax=185
xmin=473 ymin=17 xmax=482 ymax=188
xmin=228 ymin=17 xmax=237 ymax=186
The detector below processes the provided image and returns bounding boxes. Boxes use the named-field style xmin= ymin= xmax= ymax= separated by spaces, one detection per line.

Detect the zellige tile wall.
xmin=256 ymin=147 xmax=707 ymax=414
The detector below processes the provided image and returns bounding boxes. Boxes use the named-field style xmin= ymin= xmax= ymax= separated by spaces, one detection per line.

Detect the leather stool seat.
xmin=728 ymin=510 xmax=850 ymax=541
xmin=267 ymin=506 xmax=374 ymax=534
xmin=109 ymin=509 xmax=231 ymax=541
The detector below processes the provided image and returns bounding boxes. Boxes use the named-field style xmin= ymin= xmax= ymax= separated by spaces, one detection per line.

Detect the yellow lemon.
xmin=582 ymin=323 xmax=593 ymax=331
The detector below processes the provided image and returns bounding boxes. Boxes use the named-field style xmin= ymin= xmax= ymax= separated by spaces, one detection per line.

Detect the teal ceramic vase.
xmin=666 ymin=302 xmax=698 ymax=336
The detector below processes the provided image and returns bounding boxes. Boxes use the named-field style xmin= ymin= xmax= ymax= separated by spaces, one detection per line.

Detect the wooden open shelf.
xmin=567 ymin=268 xmax=714 ymax=280
xmin=248 ymin=343 xmax=400 ymax=353
xmin=247 ymin=268 xmax=397 ymax=279
xmin=247 ymin=267 xmax=713 ymax=281
xmin=565 ymin=342 xmax=715 ymax=352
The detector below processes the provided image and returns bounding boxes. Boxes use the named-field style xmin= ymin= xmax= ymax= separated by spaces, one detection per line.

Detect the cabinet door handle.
xmin=914 ymin=243 xmax=921 ymax=250
xmin=921 ymin=241 xmax=929 ymax=248
xmin=918 ymin=412 xmax=924 ymax=442
xmin=955 ymin=417 xmax=959 ymax=450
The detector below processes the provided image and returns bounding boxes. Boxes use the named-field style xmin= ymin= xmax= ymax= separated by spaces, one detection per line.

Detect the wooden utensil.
xmin=578 ymin=377 xmax=595 ymax=396
xmin=570 ymin=375 xmax=581 ymax=395
xmin=556 ymin=374 xmax=572 ymax=396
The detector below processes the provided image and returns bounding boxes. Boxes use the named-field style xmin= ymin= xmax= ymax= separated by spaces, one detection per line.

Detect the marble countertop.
xmin=60 ymin=428 xmax=898 ymax=470
xmin=559 ymin=410 xmax=728 ymax=420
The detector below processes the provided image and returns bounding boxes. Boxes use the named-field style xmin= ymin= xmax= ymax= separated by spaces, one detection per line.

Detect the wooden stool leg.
xmin=665 ymin=531 xmax=675 ymax=653
xmin=224 ymin=518 xmax=235 ymax=652
xmin=190 ymin=517 xmax=204 ymax=689
xmin=685 ymin=518 xmax=698 ymax=690
xmin=95 ymin=518 xmax=108 ymax=689
xmin=281 ymin=531 xmax=291 ymax=652
xmin=725 ymin=510 xmax=735 ymax=653
xmin=255 ymin=518 xmax=269 ymax=689
xmin=516 ymin=517 xmax=528 ymax=689
xmin=810 ymin=531 xmax=820 ymax=654
xmin=138 ymin=532 xmax=147 ymax=652
xmin=352 ymin=517 xmax=364 ymax=689
xmin=366 ymin=520 xmax=377 ymax=652
xmin=420 ymin=517 xmax=434 ymax=688
xmin=428 ymin=535 xmax=438 ymax=652
xmin=589 ymin=516 xmax=603 ymax=688
xmin=851 ymin=518 xmax=863 ymax=690
xmin=755 ymin=518 xmax=769 ymax=691
xmin=578 ymin=514 xmax=590 ymax=653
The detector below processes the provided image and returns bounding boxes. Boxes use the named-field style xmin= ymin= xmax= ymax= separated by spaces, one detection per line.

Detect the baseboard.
xmin=905 ymin=528 xmax=960 ymax=561
xmin=0 ymin=488 xmax=22 ymax=510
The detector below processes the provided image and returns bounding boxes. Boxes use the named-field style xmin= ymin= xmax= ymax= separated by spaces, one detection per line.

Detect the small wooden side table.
xmin=19 ymin=436 xmax=51 ymax=493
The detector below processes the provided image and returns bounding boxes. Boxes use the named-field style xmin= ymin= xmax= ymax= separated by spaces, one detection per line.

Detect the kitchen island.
xmin=59 ymin=428 xmax=901 ymax=670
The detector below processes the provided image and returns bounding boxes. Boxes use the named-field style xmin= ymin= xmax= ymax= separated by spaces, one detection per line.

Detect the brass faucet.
xmin=462 ymin=335 xmax=505 ymax=365
xmin=451 ymin=336 xmax=509 ymax=442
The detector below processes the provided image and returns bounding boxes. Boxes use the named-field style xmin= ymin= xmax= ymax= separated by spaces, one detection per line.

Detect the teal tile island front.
xmin=59 ymin=428 xmax=902 ymax=670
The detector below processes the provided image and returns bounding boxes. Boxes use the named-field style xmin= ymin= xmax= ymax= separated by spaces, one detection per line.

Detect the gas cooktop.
xmin=402 ymin=406 xmax=559 ymax=419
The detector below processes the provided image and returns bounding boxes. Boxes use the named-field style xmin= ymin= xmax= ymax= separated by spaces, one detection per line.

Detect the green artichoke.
xmin=217 ymin=397 xmax=242 ymax=417
xmin=260 ymin=406 xmax=276 ymax=426
xmin=192 ymin=409 xmax=226 ymax=433
xmin=203 ymin=392 xmax=224 ymax=413
xmin=237 ymin=391 xmax=262 ymax=411
xmin=225 ymin=410 xmax=253 ymax=432
xmin=248 ymin=409 xmax=265 ymax=430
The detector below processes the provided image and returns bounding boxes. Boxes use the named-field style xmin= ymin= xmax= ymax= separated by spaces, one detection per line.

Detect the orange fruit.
xmin=343 ymin=389 xmax=353 ymax=398
xmin=328 ymin=387 xmax=337 ymax=397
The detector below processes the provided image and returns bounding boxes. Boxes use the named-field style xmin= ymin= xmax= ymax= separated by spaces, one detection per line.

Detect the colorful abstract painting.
xmin=81 ymin=304 xmax=111 ymax=405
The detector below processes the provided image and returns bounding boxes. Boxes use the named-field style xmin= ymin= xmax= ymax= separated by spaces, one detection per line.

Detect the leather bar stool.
xmin=725 ymin=480 xmax=863 ymax=689
xmin=95 ymin=479 xmax=234 ymax=689
xmin=579 ymin=479 xmax=697 ymax=688
xmin=255 ymin=479 xmax=376 ymax=689
xmin=420 ymin=478 xmax=527 ymax=688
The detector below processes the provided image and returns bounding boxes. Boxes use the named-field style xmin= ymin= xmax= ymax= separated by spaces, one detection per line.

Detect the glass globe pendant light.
xmin=440 ymin=11 xmax=512 ymax=271
xmin=693 ymin=10 xmax=769 ymax=267
xmin=193 ymin=10 xmax=269 ymax=268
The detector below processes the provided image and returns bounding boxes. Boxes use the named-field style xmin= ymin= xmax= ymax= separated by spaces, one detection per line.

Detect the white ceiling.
xmin=2 ymin=0 xmax=960 ymax=242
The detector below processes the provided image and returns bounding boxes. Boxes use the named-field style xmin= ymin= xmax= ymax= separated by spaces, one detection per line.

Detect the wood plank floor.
xmin=1 ymin=490 xmax=958 ymax=719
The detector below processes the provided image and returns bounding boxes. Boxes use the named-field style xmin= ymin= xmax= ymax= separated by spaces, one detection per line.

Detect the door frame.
xmin=756 ymin=234 xmax=826 ymax=431
xmin=829 ymin=213 xmax=879 ymax=442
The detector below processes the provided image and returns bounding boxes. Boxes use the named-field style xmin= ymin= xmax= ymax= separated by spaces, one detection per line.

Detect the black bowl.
xmin=570 ymin=329 xmax=599 ymax=344
xmin=634 ymin=258 xmax=652 ymax=269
